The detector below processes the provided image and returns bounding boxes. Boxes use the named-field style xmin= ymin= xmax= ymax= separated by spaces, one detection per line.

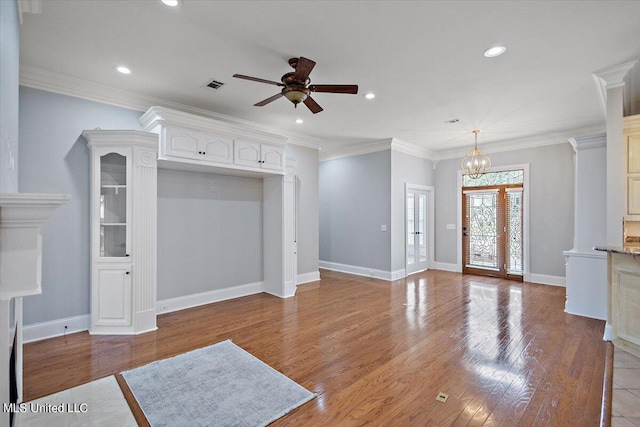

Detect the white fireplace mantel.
xmin=0 ymin=193 xmax=70 ymax=300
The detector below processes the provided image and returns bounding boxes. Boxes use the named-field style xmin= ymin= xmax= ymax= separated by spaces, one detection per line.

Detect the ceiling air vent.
xmin=206 ymin=79 xmax=225 ymax=90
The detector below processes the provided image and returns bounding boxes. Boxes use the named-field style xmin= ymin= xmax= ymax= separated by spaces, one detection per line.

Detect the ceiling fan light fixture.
xmin=283 ymin=86 xmax=309 ymax=106
xmin=364 ymin=92 xmax=376 ymax=100
xmin=295 ymin=118 xmax=303 ymax=124
xmin=484 ymin=45 xmax=506 ymax=58
xmin=160 ymin=0 xmax=181 ymax=7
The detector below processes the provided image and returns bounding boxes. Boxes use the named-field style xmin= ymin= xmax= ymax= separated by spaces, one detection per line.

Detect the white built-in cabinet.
xmin=625 ymin=115 xmax=640 ymax=218
xmin=83 ymin=130 xmax=158 ymax=335
xmin=139 ymin=106 xmax=287 ymax=176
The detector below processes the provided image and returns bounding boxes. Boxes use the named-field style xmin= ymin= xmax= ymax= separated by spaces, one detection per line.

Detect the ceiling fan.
xmin=233 ymin=57 xmax=358 ymax=114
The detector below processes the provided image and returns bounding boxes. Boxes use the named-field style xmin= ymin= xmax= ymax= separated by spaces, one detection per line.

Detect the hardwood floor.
xmin=23 ymin=269 xmax=608 ymax=426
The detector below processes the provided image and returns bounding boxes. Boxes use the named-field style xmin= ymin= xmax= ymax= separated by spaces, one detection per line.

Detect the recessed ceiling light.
xmin=364 ymin=92 xmax=376 ymax=100
xmin=295 ymin=118 xmax=303 ymax=124
xmin=484 ymin=46 xmax=506 ymax=58
xmin=114 ymin=65 xmax=131 ymax=75
xmin=160 ymin=0 xmax=180 ymax=6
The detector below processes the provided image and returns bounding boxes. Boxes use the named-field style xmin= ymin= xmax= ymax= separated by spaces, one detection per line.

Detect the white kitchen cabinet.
xmin=84 ymin=130 xmax=158 ymax=335
xmin=625 ymin=115 xmax=640 ymax=217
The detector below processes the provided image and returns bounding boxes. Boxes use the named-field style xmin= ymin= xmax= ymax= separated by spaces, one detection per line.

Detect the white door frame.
xmin=456 ymin=163 xmax=530 ymax=281
xmin=405 ymin=183 xmax=435 ymax=275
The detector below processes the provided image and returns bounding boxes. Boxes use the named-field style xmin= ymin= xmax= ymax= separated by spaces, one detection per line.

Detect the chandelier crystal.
xmin=460 ymin=130 xmax=491 ymax=179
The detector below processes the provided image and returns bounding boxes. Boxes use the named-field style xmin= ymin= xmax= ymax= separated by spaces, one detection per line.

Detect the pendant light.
xmin=461 ymin=130 xmax=491 ymax=179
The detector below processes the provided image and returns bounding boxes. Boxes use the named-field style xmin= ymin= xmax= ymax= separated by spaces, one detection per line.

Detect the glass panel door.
xmin=407 ymin=189 xmax=429 ymax=274
xmin=463 ymin=184 xmax=523 ymax=280
xmin=100 ymin=153 xmax=128 ymax=258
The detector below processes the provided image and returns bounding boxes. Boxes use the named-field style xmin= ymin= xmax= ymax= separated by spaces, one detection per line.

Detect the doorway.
xmin=461 ymin=170 xmax=525 ymax=280
xmin=406 ymin=185 xmax=434 ymax=275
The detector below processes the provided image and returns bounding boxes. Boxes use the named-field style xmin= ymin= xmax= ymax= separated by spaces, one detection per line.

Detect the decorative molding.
xmin=18 ymin=65 xmax=320 ymax=149
xmin=592 ymin=61 xmax=639 ymax=115
xmin=0 ymin=193 xmax=70 ymax=300
xmin=528 ymin=273 xmax=566 ymax=287
xmin=155 ymin=282 xmax=264 ymax=315
xmin=17 ymin=0 xmax=42 ymax=25
xmin=319 ymin=261 xmax=396 ymax=281
xmin=567 ymin=134 xmax=606 ymax=151
xmin=320 ymin=138 xmax=393 ymax=162
xmin=390 ymin=138 xmax=437 ymax=160
xmin=431 ymin=262 xmax=460 ymax=273
xmin=563 ymin=249 xmax=607 ymax=260
xmin=23 ymin=314 xmax=90 ymax=344
xmin=436 ymin=126 xmax=606 ymax=161
xmin=297 ymin=271 xmax=320 ymax=285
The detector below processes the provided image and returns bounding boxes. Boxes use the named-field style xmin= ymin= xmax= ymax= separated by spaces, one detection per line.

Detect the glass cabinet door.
xmin=99 ymin=153 xmax=128 ymax=257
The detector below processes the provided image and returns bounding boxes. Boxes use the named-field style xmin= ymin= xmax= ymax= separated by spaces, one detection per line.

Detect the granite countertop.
xmin=594 ymin=245 xmax=640 ymax=255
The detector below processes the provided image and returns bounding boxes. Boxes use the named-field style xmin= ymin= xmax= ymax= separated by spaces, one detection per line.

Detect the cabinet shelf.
xmin=101 ymin=185 xmax=127 ymax=189
xmin=101 ymin=223 xmax=126 ymax=226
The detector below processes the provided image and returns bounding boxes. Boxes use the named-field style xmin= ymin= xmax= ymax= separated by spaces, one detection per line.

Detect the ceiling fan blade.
xmin=293 ymin=57 xmax=316 ymax=82
xmin=303 ymin=96 xmax=323 ymax=114
xmin=309 ymin=84 xmax=359 ymax=94
xmin=254 ymin=93 xmax=284 ymax=107
xmin=233 ymin=74 xmax=283 ymax=86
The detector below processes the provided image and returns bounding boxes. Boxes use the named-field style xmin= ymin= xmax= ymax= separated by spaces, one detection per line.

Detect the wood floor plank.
xmin=22 ymin=269 xmax=608 ymax=426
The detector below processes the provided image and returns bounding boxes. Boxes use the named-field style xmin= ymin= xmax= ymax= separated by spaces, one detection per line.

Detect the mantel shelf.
xmin=0 ymin=193 xmax=70 ymax=300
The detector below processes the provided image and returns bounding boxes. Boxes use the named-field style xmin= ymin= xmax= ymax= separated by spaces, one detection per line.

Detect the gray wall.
xmin=286 ymin=144 xmax=319 ymax=276
xmin=19 ymin=87 xmax=321 ymax=325
xmin=434 ymin=143 xmax=575 ymax=277
xmin=0 ymin=0 xmax=19 ymax=193
xmin=319 ymin=150 xmax=392 ymax=271
xmin=390 ymin=150 xmax=435 ymax=272
xmin=19 ymin=87 xmax=143 ymax=324
xmin=157 ymin=170 xmax=262 ymax=299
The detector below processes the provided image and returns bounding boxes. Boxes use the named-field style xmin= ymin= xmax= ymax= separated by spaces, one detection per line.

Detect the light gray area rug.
xmin=121 ymin=340 xmax=315 ymax=427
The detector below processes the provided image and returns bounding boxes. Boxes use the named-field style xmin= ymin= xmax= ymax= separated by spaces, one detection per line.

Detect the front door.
xmin=462 ymin=185 xmax=523 ymax=280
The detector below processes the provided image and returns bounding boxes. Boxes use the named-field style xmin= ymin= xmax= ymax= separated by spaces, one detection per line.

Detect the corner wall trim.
xmin=297 ymin=271 xmax=320 ymax=285
xmin=319 ymin=261 xmax=396 ymax=281
xmin=156 ymin=281 xmax=264 ymax=315
xmin=528 ymin=273 xmax=566 ymax=287
xmin=23 ymin=314 xmax=90 ymax=344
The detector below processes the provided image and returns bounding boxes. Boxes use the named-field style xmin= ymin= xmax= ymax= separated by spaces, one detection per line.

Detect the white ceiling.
xmin=18 ymin=0 xmax=640 ymax=153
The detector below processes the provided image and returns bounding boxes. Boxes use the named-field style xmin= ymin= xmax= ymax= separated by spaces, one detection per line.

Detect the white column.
xmin=563 ymin=135 xmax=607 ymax=320
xmin=593 ymin=61 xmax=637 ymax=246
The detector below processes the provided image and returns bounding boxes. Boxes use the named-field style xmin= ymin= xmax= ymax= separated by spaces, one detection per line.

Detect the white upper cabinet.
xmin=140 ymin=106 xmax=288 ymax=175
xmin=166 ymin=127 xmax=233 ymax=164
xmin=235 ymin=140 xmax=285 ymax=171
xmin=625 ymin=115 xmax=640 ymax=217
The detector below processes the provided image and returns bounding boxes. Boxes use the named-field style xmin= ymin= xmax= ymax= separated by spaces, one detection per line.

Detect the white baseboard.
xmin=528 ymin=273 xmax=566 ymax=287
xmin=603 ymin=323 xmax=612 ymax=341
xmin=431 ymin=262 xmax=460 ymax=272
xmin=297 ymin=270 xmax=320 ymax=285
xmin=23 ymin=314 xmax=90 ymax=344
xmin=156 ymin=281 xmax=264 ymax=314
xmin=319 ymin=260 xmax=396 ymax=281
xmin=391 ymin=269 xmax=406 ymax=281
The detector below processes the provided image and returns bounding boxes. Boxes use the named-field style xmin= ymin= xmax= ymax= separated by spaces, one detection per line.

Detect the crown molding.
xmin=435 ymin=125 xmax=606 ymax=161
xmin=19 ymin=64 xmax=322 ymax=149
xmin=320 ymin=138 xmax=392 ymax=162
xmin=17 ymin=0 xmax=42 ymax=25
xmin=592 ymin=61 xmax=638 ymax=116
xmin=390 ymin=138 xmax=438 ymax=161
xmin=568 ymin=133 xmax=606 ymax=151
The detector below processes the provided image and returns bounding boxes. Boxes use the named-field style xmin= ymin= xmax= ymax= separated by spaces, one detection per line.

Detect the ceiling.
xmin=18 ymin=0 xmax=640 ymax=154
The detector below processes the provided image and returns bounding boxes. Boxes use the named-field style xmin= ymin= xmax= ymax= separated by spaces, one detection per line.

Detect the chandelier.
xmin=460 ymin=130 xmax=491 ymax=179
